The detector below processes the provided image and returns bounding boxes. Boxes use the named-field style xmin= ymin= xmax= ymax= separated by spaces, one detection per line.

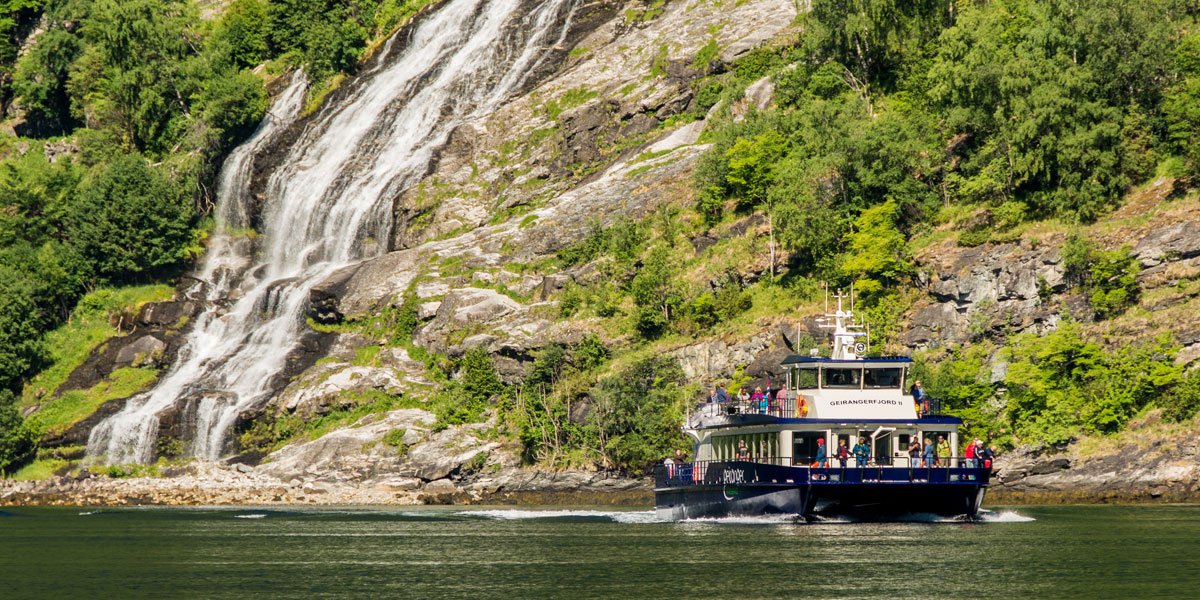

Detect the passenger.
xmin=908 ymin=437 xmax=922 ymax=468
xmin=836 ymin=439 xmax=850 ymax=467
xmin=936 ymin=435 xmax=950 ymax=467
xmin=910 ymin=380 xmax=926 ymax=415
xmin=963 ymin=437 xmax=976 ymax=468
xmin=853 ymin=438 xmax=870 ymax=468
xmin=774 ymin=385 xmax=787 ymax=417
xmin=980 ymin=444 xmax=996 ymax=470
xmin=751 ymin=386 xmax=765 ymax=414
xmin=814 ymin=437 xmax=827 ymax=468
xmin=922 ymin=437 xmax=934 ymax=468
xmin=736 ymin=439 xmax=750 ymax=460
xmin=759 ymin=440 xmax=769 ymax=463
xmin=674 ymin=448 xmax=686 ymax=463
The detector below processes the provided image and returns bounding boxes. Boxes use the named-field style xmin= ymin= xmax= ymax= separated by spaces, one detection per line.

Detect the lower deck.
xmin=654 ymin=460 xmax=990 ymax=520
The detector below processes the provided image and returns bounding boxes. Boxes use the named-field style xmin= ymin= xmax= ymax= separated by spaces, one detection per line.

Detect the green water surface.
xmin=1 ymin=504 xmax=1198 ymax=599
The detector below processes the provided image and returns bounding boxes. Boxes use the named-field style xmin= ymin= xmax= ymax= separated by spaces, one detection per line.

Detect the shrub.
xmin=68 ymin=154 xmax=193 ymax=284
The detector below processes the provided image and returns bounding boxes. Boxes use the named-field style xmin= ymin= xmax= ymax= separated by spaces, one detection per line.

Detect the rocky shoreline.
xmin=0 ymin=462 xmax=652 ymax=507
xmin=988 ymin=416 xmax=1200 ymax=504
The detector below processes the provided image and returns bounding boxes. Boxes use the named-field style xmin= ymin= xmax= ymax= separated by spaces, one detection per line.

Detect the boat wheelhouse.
xmin=655 ymin=290 xmax=990 ymax=521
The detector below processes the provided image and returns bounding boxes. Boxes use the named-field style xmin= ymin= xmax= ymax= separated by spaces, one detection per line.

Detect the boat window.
xmin=873 ymin=432 xmax=893 ymax=466
xmin=795 ymin=368 xmax=818 ymax=389
xmin=822 ymin=367 xmax=861 ymax=388
xmin=864 ymin=367 xmax=902 ymax=388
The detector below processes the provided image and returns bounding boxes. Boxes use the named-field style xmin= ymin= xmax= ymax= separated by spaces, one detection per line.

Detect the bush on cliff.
xmin=0 ymin=389 xmax=35 ymax=475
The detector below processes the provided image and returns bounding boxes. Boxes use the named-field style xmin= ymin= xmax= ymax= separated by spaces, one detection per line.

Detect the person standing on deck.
xmin=908 ymin=437 xmax=922 ymax=468
xmin=853 ymin=438 xmax=870 ymax=467
xmin=963 ymin=438 xmax=976 ymax=468
xmin=836 ymin=439 xmax=850 ymax=467
xmin=936 ymin=435 xmax=951 ymax=467
xmin=736 ymin=439 xmax=750 ymax=460
xmin=910 ymin=380 xmax=926 ymax=416
xmin=922 ymin=437 xmax=934 ymax=468
xmin=814 ymin=438 xmax=827 ymax=467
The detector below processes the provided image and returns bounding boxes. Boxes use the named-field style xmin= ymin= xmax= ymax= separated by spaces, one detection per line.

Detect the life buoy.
xmin=798 ymin=396 xmax=809 ymax=417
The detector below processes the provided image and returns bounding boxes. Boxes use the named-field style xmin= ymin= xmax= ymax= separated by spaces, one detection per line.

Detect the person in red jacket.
xmin=964 ymin=437 xmax=977 ymax=468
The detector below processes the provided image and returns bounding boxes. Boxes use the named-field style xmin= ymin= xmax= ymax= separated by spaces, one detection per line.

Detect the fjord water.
xmin=3 ymin=505 xmax=1199 ymax=599
xmin=86 ymin=0 xmax=579 ymax=463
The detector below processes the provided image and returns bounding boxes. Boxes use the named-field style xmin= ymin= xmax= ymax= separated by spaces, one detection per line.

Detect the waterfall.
xmin=86 ymin=0 xmax=577 ymax=464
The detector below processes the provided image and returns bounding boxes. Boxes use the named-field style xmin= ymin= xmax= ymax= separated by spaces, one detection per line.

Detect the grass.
xmin=26 ymin=367 xmax=161 ymax=436
xmin=8 ymin=458 xmax=68 ymax=481
xmin=543 ymin=86 xmax=599 ymax=121
xmin=20 ymin=285 xmax=175 ymax=408
xmin=353 ymin=345 xmax=382 ymax=367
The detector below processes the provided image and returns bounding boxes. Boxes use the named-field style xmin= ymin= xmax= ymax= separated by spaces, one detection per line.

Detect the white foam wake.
xmin=460 ymin=509 xmax=662 ymax=524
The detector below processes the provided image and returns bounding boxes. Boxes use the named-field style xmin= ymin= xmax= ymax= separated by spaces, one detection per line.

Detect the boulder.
xmin=114 ymin=335 xmax=167 ymax=368
xmin=307 ymin=264 xmax=362 ymax=324
xmin=417 ymin=301 xmax=442 ymax=320
xmin=136 ymin=301 xmax=199 ymax=328
xmin=1133 ymin=221 xmax=1200 ymax=267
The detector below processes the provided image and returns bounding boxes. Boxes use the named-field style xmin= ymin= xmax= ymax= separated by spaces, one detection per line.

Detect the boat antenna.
xmin=850 ymin=282 xmax=855 ymax=318
xmin=823 ymin=281 xmax=829 ymax=314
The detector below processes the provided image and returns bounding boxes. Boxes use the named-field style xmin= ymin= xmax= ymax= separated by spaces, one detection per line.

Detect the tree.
xmin=0 ymin=389 xmax=35 ymax=475
xmin=68 ymin=153 xmax=192 ymax=283
xmin=725 ymin=130 xmax=786 ymax=278
xmin=629 ymin=245 xmax=682 ymax=337
xmin=0 ymin=267 xmax=47 ymax=394
xmin=590 ymin=355 xmax=688 ymax=474
xmin=12 ymin=27 xmax=83 ymax=135
xmin=839 ymin=198 xmax=910 ymax=295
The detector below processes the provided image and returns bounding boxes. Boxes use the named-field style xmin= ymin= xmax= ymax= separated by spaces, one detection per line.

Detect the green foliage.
xmin=0 ymin=267 xmax=49 ymax=393
xmin=266 ymin=0 xmax=372 ymax=84
xmin=928 ymin=0 xmax=1175 ymax=222
xmin=839 ymin=198 xmax=911 ymax=296
xmin=1164 ymin=31 xmax=1200 ymax=175
xmin=201 ymin=70 xmax=269 ymax=150
xmin=381 ymin=427 xmax=409 ymax=454
xmin=557 ymin=218 xmax=645 ymax=266
xmin=26 ymin=366 xmax=160 ymax=437
xmin=590 ymin=355 xmax=688 ymax=474
xmin=12 ymin=27 xmax=83 ymax=135
xmin=0 ymin=389 xmax=35 ymax=474
xmin=629 ymin=245 xmax=683 ymax=338
xmin=20 ymin=285 xmax=173 ymax=407
xmin=68 ymin=153 xmax=193 ymax=283
xmin=921 ymin=324 xmax=1186 ymax=448
xmin=1087 ymin=246 xmax=1140 ymax=319
xmin=1161 ymin=369 xmax=1200 ymax=423
xmin=692 ymin=38 xmax=719 ymax=70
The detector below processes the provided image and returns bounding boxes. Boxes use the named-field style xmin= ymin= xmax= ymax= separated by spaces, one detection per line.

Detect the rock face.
xmin=989 ymin=418 xmax=1200 ymax=504
xmin=906 ymin=241 xmax=1066 ymax=348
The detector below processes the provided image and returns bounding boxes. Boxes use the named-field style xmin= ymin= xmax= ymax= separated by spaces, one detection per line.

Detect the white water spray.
xmin=87 ymin=0 xmax=577 ymax=463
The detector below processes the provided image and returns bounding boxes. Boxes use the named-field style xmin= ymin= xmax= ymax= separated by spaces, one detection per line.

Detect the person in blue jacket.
xmin=814 ymin=437 xmax=827 ymax=467
xmin=922 ymin=437 xmax=935 ymax=468
xmin=853 ymin=438 xmax=870 ymax=467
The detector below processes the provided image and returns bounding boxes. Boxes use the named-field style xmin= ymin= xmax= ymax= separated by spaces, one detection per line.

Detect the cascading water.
xmin=87 ymin=0 xmax=578 ymax=464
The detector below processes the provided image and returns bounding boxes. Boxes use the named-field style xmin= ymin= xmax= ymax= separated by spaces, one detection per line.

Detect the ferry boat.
xmin=654 ymin=290 xmax=990 ymax=521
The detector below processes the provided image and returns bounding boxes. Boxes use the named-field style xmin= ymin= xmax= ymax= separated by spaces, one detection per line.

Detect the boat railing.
xmin=696 ymin=395 xmax=805 ymax=419
xmin=696 ymin=395 xmax=951 ymax=419
xmin=655 ymin=456 xmax=991 ymax=488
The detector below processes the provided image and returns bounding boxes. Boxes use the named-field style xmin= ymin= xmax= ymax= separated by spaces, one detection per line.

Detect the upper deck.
xmin=689 ymin=289 xmax=944 ymax=430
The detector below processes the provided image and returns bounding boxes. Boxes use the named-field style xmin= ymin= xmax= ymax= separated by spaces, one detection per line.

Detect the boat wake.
xmin=458 ymin=509 xmax=661 ymax=524
xmin=455 ymin=508 xmax=1033 ymax=524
